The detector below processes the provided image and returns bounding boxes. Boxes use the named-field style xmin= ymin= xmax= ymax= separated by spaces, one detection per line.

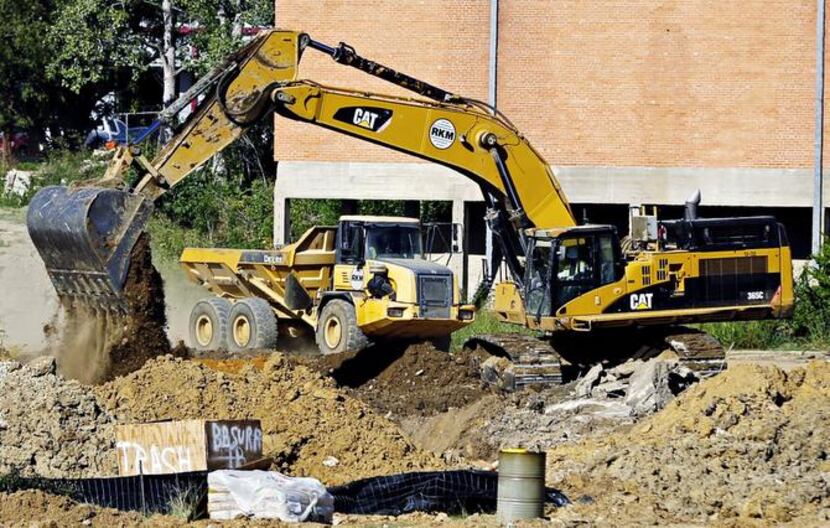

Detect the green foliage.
xmin=289 ymin=199 xmax=341 ymax=240
xmin=450 ymin=310 xmax=538 ymax=351
xmin=46 ymin=0 xmax=148 ymax=93
xmin=152 ymin=169 xmax=274 ymax=261
xmin=0 ymin=0 xmax=51 ymax=137
xmin=701 ymin=320 xmax=793 ymax=351
xmin=179 ymin=0 xmax=274 ymax=75
xmin=791 ymin=240 xmax=830 ymax=345
xmin=0 ymin=151 xmax=99 ymax=207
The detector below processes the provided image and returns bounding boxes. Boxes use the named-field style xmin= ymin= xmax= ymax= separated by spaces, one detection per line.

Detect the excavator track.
xmin=464 ymin=326 xmax=726 ymax=392
xmin=464 ymin=334 xmax=564 ymax=391
xmin=655 ymin=328 xmax=727 ymax=378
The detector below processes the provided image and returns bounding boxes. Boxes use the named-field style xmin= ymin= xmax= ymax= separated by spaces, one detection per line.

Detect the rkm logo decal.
xmin=333 ymin=106 xmax=393 ymax=132
xmin=630 ymin=292 xmax=654 ymax=311
xmin=429 ymin=119 xmax=456 ymax=149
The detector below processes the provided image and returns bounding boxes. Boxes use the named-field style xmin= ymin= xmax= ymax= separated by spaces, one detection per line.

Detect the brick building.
xmin=272 ymin=0 xmax=826 ymax=292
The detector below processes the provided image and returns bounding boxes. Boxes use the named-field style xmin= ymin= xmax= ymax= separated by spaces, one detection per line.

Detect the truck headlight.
xmin=459 ymin=309 xmax=475 ymax=321
xmin=387 ymin=307 xmax=405 ymax=318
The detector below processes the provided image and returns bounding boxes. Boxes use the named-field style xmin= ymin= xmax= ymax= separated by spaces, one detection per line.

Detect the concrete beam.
xmin=275 ymin=161 xmax=828 ymax=208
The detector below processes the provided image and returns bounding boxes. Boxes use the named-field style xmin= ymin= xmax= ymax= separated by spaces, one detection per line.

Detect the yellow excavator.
xmin=27 ymin=30 xmax=794 ymax=387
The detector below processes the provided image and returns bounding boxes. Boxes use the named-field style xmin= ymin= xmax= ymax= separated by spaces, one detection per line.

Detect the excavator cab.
xmin=523 ymin=226 xmax=624 ymax=319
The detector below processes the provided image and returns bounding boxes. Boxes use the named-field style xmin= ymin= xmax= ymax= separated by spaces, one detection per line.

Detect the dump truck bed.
xmin=180 ymin=226 xmax=337 ymax=326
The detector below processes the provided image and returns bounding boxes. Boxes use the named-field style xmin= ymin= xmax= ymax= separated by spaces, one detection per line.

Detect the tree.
xmin=0 ymin=0 xmax=51 ymax=163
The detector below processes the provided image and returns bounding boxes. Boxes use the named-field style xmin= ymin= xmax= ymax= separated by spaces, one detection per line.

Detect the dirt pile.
xmin=0 ymin=490 xmax=156 ymax=528
xmin=96 ymin=354 xmax=439 ymax=485
xmin=0 ymin=359 xmax=117 ymax=478
xmin=56 ymin=234 xmax=172 ymax=384
xmin=305 ymin=343 xmax=487 ymax=417
xmin=547 ymin=361 xmax=830 ymax=525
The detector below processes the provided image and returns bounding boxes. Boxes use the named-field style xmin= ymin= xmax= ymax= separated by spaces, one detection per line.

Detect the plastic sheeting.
xmin=208 ymin=470 xmax=333 ymax=522
xmin=328 ymin=470 xmax=570 ymax=515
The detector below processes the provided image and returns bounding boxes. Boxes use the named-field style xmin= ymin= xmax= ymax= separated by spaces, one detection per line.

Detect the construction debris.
xmin=547 ymin=361 xmax=830 ymax=525
xmin=0 ymin=360 xmax=117 ymax=478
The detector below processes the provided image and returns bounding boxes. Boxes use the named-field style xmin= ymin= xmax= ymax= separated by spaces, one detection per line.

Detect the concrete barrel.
xmin=496 ymin=448 xmax=546 ymax=524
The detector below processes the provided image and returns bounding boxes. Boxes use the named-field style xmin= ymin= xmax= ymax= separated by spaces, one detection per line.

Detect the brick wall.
xmin=274 ymin=0 xmax=821 ymax=170
xmin=499 ymin=0 xmax=816 ymax=169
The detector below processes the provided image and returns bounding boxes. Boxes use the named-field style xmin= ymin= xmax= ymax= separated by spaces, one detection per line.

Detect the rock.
xmin=322 ymin=456 xmax=340 ymax=467
xmin=575 ymin=364 xmax=604 ymax=398
xmin=591 ymin=380 xmax=627 ymax=399
xmin=624 ymin=359 xmax=675 ymax=415
xmin=27 ymin=356 xmax=57 ymax=377
xmin=607 ymin=360 xmax=643 ymax=378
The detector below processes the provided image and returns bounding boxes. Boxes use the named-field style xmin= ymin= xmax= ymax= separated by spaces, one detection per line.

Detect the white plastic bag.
xmin=208 ymin=470 xmax=334 ymax=522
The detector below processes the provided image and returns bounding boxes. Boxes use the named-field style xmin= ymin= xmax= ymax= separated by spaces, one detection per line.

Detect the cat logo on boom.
xmin=333 ymin=106 xmax=392 ymax=132
xmin=630 ymin=292 xmax=654 ymax=310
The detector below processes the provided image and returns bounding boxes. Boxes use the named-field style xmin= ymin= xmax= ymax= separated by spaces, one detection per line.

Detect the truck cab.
xmin=328 ymin=216 xmax=474 ymax=341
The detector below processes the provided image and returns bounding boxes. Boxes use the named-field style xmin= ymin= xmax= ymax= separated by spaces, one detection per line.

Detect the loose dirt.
xmin=545 ymin=361 xmax=830 ymax=526
xmin=0 ymin=490 xmax=156 ymax=528
xmin=301 ymin=343 xmax=488 ymax=418
xmin=56 ymin=234 xmax=172 ymax=384
xmin=95 ymin=354 xmax=439 ymax=485
xmin=0 ymin=359 xmax=117 ymax=478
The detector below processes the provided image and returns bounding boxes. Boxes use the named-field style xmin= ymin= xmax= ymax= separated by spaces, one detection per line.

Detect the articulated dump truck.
xmin=180 ymin=216 xmax=473 ymax=354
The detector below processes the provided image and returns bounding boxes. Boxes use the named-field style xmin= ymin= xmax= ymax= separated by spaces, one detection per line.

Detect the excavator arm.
xmin=27 ymin=29 xmax=574 ymax=310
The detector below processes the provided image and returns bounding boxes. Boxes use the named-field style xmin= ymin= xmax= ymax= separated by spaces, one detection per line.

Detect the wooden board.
xmin=115 ymin=419 xmax=262 ymax=476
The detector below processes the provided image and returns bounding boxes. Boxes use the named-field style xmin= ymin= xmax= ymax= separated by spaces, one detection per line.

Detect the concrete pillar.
xmin=274 ymin=197 xmax=289 ymax=246
xmin=451 ymin=200 xmax=468 ymax=300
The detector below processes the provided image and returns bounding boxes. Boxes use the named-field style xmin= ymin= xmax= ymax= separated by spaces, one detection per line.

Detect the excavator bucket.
xmin=26 ymin=186 xmax=153 ymax=311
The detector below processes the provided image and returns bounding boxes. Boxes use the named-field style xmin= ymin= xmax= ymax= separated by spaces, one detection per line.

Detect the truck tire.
xmin=189 ymin=298 xmax=231 ymax=351
xmin=316 ymin=299 xmax=370 ymax=355
xmin=228 ymin=298 xmax=279 ymax=352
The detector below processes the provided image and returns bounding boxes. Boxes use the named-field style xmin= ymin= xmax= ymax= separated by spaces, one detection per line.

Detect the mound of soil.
xmin=95 ymin=354 xmax=439 ymax=485
xmin=0 ymin=359 xmax=117 ymax=478
xmin=546 ymin=361 xmax=830 ymax=525
xmin=304 ymin=343 xmax=488 ymax=418
xmin=57 ymin=234 xmax=173 ymax=384
xmin=0 ymin=490 xmax=157 ymax=527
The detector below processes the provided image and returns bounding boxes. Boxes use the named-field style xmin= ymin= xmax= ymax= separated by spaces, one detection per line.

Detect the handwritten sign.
xmin=115 ymin=419 xmax=263 ymax=476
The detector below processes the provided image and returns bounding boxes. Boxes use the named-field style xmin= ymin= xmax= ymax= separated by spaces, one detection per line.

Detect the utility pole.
xmin=814 ymin=0 xmax=826 ymax=256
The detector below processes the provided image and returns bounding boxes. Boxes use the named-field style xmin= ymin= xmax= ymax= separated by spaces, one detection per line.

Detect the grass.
xmin=165 ymin=484 xmax=204 ymax=520
xmin=450 ymin=309 xmax=538 ymax=351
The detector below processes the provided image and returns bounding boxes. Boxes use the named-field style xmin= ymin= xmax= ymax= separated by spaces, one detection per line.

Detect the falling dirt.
xmin=95 ymin=354 xmax=440 ymax=485
xmin=544 ymin=361 xmax=830 ymax=526
xmin=55 ymin=234 xmax=172 ymax=384
xmin=301 ymin=343 xmax=488 ymax=418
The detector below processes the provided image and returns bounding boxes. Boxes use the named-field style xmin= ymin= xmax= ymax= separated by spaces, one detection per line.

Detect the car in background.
xmin=84 ymin=117 xmax=156 ymax=149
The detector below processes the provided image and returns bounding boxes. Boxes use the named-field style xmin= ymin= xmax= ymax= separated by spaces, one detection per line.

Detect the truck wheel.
xmin=189 ymin=298 xmax=231 ymax=351
xmin=316 ymin=299 xmax=370 ymax=355
xmin=228 ymin=298 xmax=279 ymax=352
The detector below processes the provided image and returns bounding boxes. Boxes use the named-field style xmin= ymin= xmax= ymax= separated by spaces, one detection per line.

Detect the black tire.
xmin=228 ymin=298 xmax=279 ymax=352
xmin=189 ymin=297 xmax=231 ymax=351
xmin=316 ymin=299 xmax=370 ymax=355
